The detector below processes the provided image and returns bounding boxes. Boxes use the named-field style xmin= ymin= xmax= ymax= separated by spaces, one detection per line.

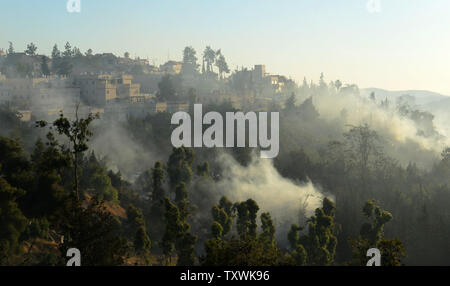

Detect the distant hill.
xmin=361 ymin=88 xmax=449 ymax=106
xmin=422 ymin=97 xmax=450 ymax=113
xmin=362 ymin=88 xmax=450 ymax=137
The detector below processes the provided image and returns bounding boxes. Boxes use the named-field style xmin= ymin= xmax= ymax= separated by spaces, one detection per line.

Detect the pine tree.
xmin=147 ymin=161 xmax=166 ymax=244
xmin=161 ymin=198 xmax=182 ymax=265
xmin=134 ymin=226 xmax=151 ymax=265
xmin=41 ymin=56 xmax=50 ymax=77
xmin=181 ymin=46 xmax=199 ymax=75
xmin=151 ymin=161 xmax=165 ymax=203
xmin=289 ymin=198 xmax=337 ymax=266
xmin=167 ymin=147 xmax=194 ymax=189
xmin=59 ymin=198 xmax=127 ymax=266
xmin=57 ymin=42 xmax=73 ymax=76
xmin=287 ymin=224 xmax=302 ymax=250
xmin=175 ymin=227 xmax=197 ymax=266
xmin=22 ymin=135 xmax=71 ymax=220
xmin=211 ymin=221 xmax=223 ymax=239
xmin=260 ymin=212 xmax=275 ymax=245
xmin=25 ymin=43 xmax=37 ymax=56
xmin=7 ymin=42 xmax=14 ymax=54
xmin=36 ymin=111 xmax=99 ymax=201
xmin=174 ymin=182 xmax=189 ymax=220
xmin=235 ymin=199 xmax=259 ymax=239
xmin=51 ymin=44 xmax=61 ymax=74
xmin=211 ymin=196 xmax=234 ymax=238
xmin=350 ymin=200 xmax=405 ymax=266
xmin=0 ymin=177 xmax=27 ymax=265
xmin=126 ymin=204 xmax=146 ymax=237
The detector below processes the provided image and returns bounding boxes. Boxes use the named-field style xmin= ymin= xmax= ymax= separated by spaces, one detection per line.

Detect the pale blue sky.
xmin=1 ymin=0 xmax=450 ymax=94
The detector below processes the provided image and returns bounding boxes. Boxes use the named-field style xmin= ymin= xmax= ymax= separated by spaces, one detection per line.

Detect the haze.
xmin=2 ymin=0 xmax=450 ymax=94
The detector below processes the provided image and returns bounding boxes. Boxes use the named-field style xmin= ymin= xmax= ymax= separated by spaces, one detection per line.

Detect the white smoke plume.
xmin=90 ymin=121 xmax=158 ymax=180
xmin=203 ymin=152 xmax=329 ymax=244
xmin=309 ymin=91 xmax=448 ymax=167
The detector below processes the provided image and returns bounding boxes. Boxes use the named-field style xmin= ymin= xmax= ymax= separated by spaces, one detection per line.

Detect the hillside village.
xmin=0 ymin=43 xmax=298 ymax=122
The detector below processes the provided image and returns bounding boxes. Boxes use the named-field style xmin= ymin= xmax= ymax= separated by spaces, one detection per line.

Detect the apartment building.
xmin=74 ymin=74 xmax=140 ymax=106
xmin=160 ymin=61 xmax=182 ymax=74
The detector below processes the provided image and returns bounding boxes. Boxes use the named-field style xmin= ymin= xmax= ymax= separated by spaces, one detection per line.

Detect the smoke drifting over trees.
xmin=1 ymin=42 xmax=450 ymax=266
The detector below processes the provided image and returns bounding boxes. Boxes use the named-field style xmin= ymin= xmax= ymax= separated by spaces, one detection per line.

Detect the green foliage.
xmin=81 ymin=152 xmax=118 ymax=202
xmin=0 ymin=177 xmax=27 ymax=265
xmin=134 ymin=225 xmax=151 ymax=264
xmin=343 ymin=124 xmax=383 ymax=184
xmin=161 ymin=198 xmax=180 ymax=262
xmin=163 ymin=178 xmax=197 ymax=265
xmin=287 ymin=224 xmax=302 ymax=250
xmin=289 ymin=198 xmax=337 ymax=266
xmin=162 ymin=195 xmax=197 ymax=266
xmin=204 ymin=197 xmax=287 ymax=266
xmin=175 ymin=230 xmax=197 ymax=266
xmin=63 ymin=42 xmax=73 ymax=58
xmin=260 ymin=212 xmax=275 ymax=245
xmin=202 ymin=46 xmax=216 ymax=73
xmin=211 ymin=196 xmax=234 ymax=237
xmin=40 ymin=56 xmax=50 ymax=76
xmin=161 ymin=197 xmax=181 ymax=264
xmin=0 ymin=136 xmax=32 ymax=190
xmin=378 ymin=238 xmax=406 ymax=266
xmin=132 ymin=170 xmax=153 ymax=194
xmin=292 ymin=244 xmax=307 ymax=266
xmin=7 ymin=42 xmax=14 ymax=54
xmin=21 ymin=218 xmax=50 ymax=242
xmin=126 ymin=204 xmax=151 ymax=264
xmin=126 ymin=204 xmax=145 ymax=237
xmin=167 ymin=147 xmax=194 ymax=188
xmin=284 ymin=93 xmax=297 ymax=111
xmin=235 ymin=199 xmax=259 ymax=239
xmin=21 ymin=137 xmax=71 ymax=220
xmin=147 ymin=161 xmax=166 ymax=244
xmin=350 ymin=200 xmax=405 ymax=266
xmin=59 ymin=198 xmax=127 ymax=266
xmin=151 ymin=161 xmax=165 ymax=202
xmin=175 ymin=182 xmax=189 ymax=220
xmin=274 ymin=148 xmax=314 ymax=182
xmin=360 ymin=200 xmax=393 ymax=245
xmin=230 ymin=146 xmax=253 ymax=167
xmin=16 ymin=62 xmax=33 ymax=77
xmin=215 ymin=50 xmax=229 ymax=78
xmin=211 ymin=221 xmax=223 ymax=239
xmin=182 ymin=46 xmax=199 ymax=75
xmin=36 ymin=111 xmax=99 ymax=200
xmin=157 ymin=74 xmax=182 ymax=101
xmin=196 ymin=161 xmax=210 ymax=177
xmin=24 ymin=43 xmax=37 ymax=56
xmin=203 ymin=237 xmax=285 ymax=266
xmin=50 ymin=44 xmax=61 ymax=74
xmin=0 ymin=104 xmax=29 ymax=138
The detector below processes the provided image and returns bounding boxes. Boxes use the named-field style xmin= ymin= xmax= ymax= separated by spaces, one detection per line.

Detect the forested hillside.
xmin=1 ymin=75 xmax=450 ymax=265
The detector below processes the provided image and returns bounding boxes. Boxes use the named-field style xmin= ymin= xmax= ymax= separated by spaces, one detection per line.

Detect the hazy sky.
xmin=2 ymin=0 xmax=450 ymax=94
